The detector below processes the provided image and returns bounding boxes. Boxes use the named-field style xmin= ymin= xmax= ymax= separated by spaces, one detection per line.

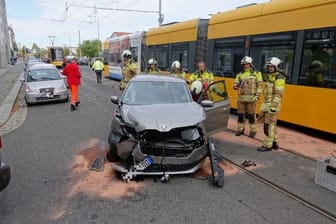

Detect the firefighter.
xmin=189 ymin=61 xmax=214 ymax=101
xmin=119 ymin=50 xmax=139 ymax=91
xmin=233 ymin=56 xmax=263 ymax=138
xmin=257 ymin=57 xmax=286 ymax=151
xmin=146 ymin=58 xmax=160 ymax=74
xmin=171 ymin=60 xmax=185 ymax=78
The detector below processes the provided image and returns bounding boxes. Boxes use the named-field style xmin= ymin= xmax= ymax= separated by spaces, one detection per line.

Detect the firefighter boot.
xmin=272 ymin=141 xmax=279 ymax=150
xmin=249 ymin=132 xmax=256 ymax=138
xmin=235 ymin=129 xmax=244 ymax=136
xmin=257 ymin=145 xmax=272 ymax=152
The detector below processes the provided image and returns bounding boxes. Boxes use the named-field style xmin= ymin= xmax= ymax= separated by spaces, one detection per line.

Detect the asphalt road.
xmin=0 ymin=66 xmax=334 ymax=224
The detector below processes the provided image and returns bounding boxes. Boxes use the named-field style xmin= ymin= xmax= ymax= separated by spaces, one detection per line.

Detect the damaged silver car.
xmin=107 ymin=74 xmax=230 ymax=186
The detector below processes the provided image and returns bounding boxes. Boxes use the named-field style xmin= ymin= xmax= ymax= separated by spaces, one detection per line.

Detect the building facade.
xmin=0 ymin=0 xmax=11 ymax=66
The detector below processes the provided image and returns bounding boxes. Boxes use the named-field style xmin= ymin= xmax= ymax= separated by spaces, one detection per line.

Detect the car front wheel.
xmin=107 ymin=131 xmax=121 ymax=162
xmin=107 ymin=142 xmax=119 ymax=162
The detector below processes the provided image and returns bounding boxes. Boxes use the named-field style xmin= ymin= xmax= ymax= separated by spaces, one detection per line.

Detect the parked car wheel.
xmin=0 ymin=162 xmax=10 ymax=191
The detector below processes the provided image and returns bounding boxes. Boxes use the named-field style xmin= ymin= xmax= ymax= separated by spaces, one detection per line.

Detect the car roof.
xmin=131 ymin=74 xmax=186 ymax=83
xmin=29 ymin=63 xmax=58 ymax=70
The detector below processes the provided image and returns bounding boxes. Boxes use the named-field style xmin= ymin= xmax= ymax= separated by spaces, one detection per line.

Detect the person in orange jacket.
xmin=62 ymin=57 xmax=81 ymax=111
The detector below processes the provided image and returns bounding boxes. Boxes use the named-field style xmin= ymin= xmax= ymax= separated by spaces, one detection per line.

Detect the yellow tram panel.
xmin=208 ymin=0 xmax=336 ymax=39
xmin=146 ymin=19 xmax=199 ymax=45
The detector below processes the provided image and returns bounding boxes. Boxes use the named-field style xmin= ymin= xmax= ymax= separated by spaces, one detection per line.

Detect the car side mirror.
xmin=110 ymin=96 xmax=119 ymax=104
xmin=200 ymin=100 xmax=214 ymax=107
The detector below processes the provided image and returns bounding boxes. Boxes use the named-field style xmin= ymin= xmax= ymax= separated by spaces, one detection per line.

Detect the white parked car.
xmin=23 ymin=63 xmax=69 ymax=105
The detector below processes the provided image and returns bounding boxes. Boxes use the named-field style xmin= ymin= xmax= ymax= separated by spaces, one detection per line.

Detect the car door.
xmin=201 ymin=80 xmax=231 ymax=134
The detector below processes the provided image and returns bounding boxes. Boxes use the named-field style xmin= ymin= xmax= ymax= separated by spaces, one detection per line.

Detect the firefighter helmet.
xmin=190 ymin=80 xmax=203 ymax=95
xmin=241 ymin=56 xmax=253 ymax=65
xmin=172 ymin=60 xmax=181 ymax=69
xmin=122 ymin=50 xmax=133 ymax=59
xmin=266 ymin=57 xmax=282 ymax=70
xmin=148 ymin=58 xmax=157 ymax=65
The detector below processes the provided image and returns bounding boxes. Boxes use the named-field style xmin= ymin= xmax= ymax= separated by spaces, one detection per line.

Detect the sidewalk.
xmin=225 ymin=116 xmax=336 ymax=160
xmin=0 ymin=62 xmax=24 ymax=127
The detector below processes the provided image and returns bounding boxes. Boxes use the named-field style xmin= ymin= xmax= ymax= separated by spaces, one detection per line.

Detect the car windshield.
xmin=27 ymin=69 xmax=61 ymax=82
xmin=122 ymin=81 xmax=192 ymax=105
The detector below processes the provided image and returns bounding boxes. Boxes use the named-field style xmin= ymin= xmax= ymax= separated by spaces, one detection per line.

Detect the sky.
xmin=6 ymin=0 xmax=268 ymax=49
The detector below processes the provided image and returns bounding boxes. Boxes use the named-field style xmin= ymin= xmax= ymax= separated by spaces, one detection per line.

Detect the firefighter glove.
xmin=253 ymin=96 xmax=260 ymax=102
xmin=269 ymin=107 xmax=277 ymax=114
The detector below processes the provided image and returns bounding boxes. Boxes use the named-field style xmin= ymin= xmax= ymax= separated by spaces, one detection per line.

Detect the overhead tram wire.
xmin=7 ymin=15 xmax=63 ymax=23
xmin=64 ymin=0 xmax=153 ymax=38
xmin=65 ymin=4 xmax=159 ymax=14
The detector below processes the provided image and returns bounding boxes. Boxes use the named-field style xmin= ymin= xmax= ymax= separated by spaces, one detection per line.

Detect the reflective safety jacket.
xmin=189 ymin=70 xmax=214 ymax=83
xmin=145 ymin=68 xmax=160 ymax=74
xmin=92 ymin=60 xmax=104 ymax=71
xmin=234 ymin=69 xmax=263 ymax=102
xmin=172 ymin=70 xmax=186 ymax=78
xmin=260 ymin=71 xmax=286 ymax=112
xmin=120 ymin=60 xmax=139 ymax=90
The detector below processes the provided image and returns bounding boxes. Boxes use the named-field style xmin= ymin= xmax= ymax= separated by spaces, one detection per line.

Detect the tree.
xmin=80 ymin=39 xmax=102 ymax=58
xmin=40 ymin=49 xmax=48 ymax=61
xmin=31 ymin=43 xmax=40 ymax=59
xmin=63 ymin=47 xmax=70 ymax=56
xmin=32 ymin=43 xmax=40 ymax=51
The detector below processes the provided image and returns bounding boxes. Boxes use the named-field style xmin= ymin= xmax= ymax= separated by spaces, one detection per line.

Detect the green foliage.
xmin=63 ymin=47 xmax=70 ymax=56
xmin=79 ymin=39 xmax=102 ymax=58
xmin=32 ymin=43 xmax=40 ymax=50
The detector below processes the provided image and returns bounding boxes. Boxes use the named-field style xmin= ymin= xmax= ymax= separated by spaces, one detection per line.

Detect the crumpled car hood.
xmin=122 ymin=102 xmax=205 ymax=132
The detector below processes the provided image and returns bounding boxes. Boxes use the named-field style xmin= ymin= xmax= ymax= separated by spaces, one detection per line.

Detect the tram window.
xmin=300 ymin=29 xmax=336 ymax=88
xmin=156 ymin=50 xmax=169 ymax=71
xmin=250 ymin=33 xmax=295 ymax=83
xmin=171 ymin=50 xmax=188 ymax=71
xmin=111 ymin=53 xmax=119 ymax=66
xmin=250 ymin=45 xmax=294 ymax=81
xmin=213 ymin=44 xmax=245 ymax=78
xmin=213 ymin=49 xmax=245 ymax=77
xmin=130 ymin=47 xmax=138 ymax=62
xmin=148 ymin=45 xmax=169 ymax=71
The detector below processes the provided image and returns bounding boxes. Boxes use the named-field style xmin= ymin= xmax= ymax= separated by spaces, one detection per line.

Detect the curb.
xmin=0 ymin=76 xmax=23 ymax=127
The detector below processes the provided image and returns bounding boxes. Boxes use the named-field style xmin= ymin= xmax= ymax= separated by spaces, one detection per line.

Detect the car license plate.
xmin=136 ymin=156 xmax=153 ymax=170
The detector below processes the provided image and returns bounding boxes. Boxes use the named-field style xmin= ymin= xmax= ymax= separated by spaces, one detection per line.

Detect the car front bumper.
xmin=25 ymin=90 xmax=68 ymax=104
xmin=130 ymin=139 xmax=209 ymax=173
